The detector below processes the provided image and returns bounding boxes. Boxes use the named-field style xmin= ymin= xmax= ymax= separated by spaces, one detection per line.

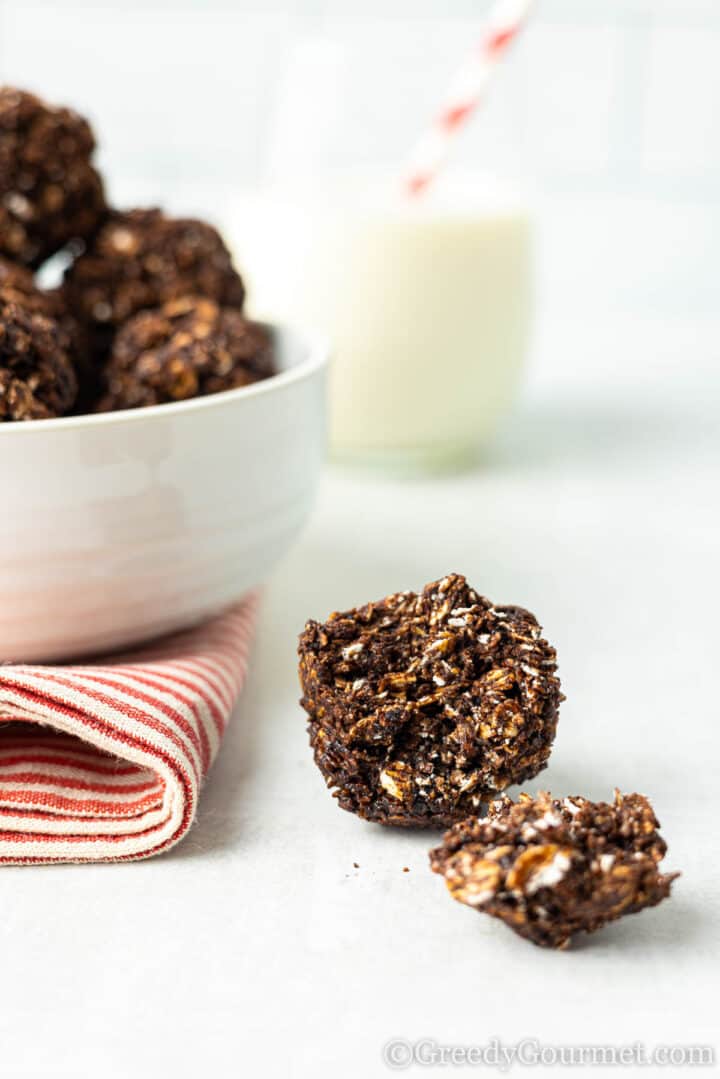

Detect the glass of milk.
xmin=231 ymin=175 xmax=532 ymax=472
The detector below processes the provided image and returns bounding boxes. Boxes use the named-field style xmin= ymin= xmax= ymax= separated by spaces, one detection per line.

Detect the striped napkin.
xmin=0 ymin=596 xmax=259 ymax=865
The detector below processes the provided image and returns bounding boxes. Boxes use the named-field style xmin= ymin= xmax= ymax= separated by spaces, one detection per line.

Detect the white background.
xmin=1 ymin=0 xmax=719 ymax=327
xmin=1 ymin=2 xmax=719 ymax=1076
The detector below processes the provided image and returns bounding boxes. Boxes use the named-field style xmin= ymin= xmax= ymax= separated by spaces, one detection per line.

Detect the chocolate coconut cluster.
xmin=299 ymin=574 xmax=563 ymax=828
xmin=299 ymin=575 xmax=679 ymax=946
xmin=430 ymin=790 xmax=678 ymax=948
xmin=0 ymin=87 xmax=272 ymax=422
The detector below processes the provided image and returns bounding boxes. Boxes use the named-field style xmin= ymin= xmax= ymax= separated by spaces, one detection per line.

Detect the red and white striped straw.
xmin=404 ymin=0 xmax=534 ymax=197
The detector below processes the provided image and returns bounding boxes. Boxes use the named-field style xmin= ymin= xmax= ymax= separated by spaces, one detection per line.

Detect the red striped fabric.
xmin=0 ymin=596 xmax=259 ymax=864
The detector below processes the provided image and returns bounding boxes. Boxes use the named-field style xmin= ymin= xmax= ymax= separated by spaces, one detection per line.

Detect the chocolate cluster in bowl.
xmin=0 ymin=86 xmax=274 ymax=422
xmin=0 ymin=293 xmax=77 ymax=420
xmin=0 ymin=86 xmax=105 ymax=268
xmin=97 ymin=296 xmax=273 ymax=411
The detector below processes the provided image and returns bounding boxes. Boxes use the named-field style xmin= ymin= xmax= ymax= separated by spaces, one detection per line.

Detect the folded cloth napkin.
xmin=0 ymin=596 xmax=259 ymax=865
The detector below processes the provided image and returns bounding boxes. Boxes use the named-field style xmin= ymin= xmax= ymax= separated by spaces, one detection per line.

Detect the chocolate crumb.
xmin=298 ymin=574 xmax=562 ymax=828
xmin=429 ymin=790 xmax=679 ymax=948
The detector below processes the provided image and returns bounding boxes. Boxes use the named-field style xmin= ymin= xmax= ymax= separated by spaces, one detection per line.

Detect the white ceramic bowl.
xmin=0 ymin=325 xmax=327 ymax=662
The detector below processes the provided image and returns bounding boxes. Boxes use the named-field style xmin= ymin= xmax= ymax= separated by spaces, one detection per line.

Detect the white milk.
xmin=231 ymin=178 xmax=532 ymax=470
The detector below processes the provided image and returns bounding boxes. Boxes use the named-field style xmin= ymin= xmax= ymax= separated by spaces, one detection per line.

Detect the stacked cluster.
xmin=0 ymin=87 xmax=273 ymax=422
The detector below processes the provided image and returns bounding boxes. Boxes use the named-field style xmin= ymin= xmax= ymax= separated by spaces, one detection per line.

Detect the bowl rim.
xmin=0 ymin=322 xmax=328 ymax=435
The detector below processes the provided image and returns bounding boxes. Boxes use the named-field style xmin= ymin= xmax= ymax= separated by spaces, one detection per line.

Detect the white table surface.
xmin=2 ymin=315 xmax=718 ymax=1078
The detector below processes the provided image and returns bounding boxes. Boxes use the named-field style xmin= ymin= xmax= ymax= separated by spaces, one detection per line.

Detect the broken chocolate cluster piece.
xmin=429 ymin=789 xmax=678 ymax=948
xmin=298 ymin=574 xmax=563 ymax=827
xmin=0 ymin=85 xmax=273 ymax=421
